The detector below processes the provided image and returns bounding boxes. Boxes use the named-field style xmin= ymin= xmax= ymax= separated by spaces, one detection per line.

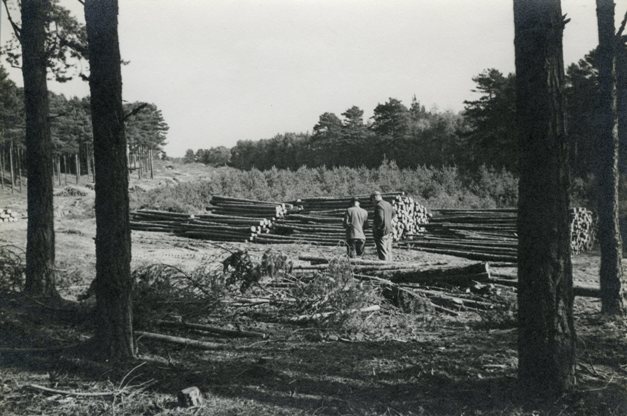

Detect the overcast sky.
xmin=0 ymin=0 xmax=616 ymax=156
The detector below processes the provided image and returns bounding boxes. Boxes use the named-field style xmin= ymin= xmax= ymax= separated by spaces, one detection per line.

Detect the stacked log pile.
xmin=208 ymin=195 xmax=298 ymax=219
xmin=569 ymin=207 xmax=596 ymax=253
xmin=0 ymin=208 xmax=19 ymax=222
xmin=257 ymin=193 xmax=430 ymax=245
xmin=400 ymin=207 xmax=596 ymax=262
xmin=131 ymin=196 xmax=303 ymax=242
xmin=130 ymin=209 xmax=270 ymax=242
xmin=399 ymin=209 xmax=518 ymax=263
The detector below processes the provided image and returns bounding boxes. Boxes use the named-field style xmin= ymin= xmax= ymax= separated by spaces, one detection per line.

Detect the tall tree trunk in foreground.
xmin=85 ymin=0 xmax=134 ymax=360
xmin=514 ymin=0 xmax=576 ymax=396
xmin=596 ymin=0 xmax=624 ymax=315
xmin=21 ymin=0 xmax=57 ymax=297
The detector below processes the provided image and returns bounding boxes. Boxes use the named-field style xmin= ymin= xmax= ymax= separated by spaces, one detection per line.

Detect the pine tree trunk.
xmin=9 ymin=140 xmax=15 ymax=193
xmin=86 ymin=143 xmax=93 ymax=181
xmin=596 ymin=0 xmax=624 ymax=315
xmin=63 ymin=154 xmax=68 ymax=185
xmin=149 ymin=148 xmax=154 ymax=179
xmin=619 ymin=37 xmax=627 ymax=173
xmin=21 ymin=0 xmax=56 ymax=297
xmin=0 ymin=145 xmax=5 ymax=190
xmin=138 ymin=148 xmax=142 ymax=179
xmin=17 ymin=145 xmax=22 ymax=192
xmin=514 ymin=0 xmax=576 ymax=396
xmin=85 ymin=0 xmax=135 ymax=360
xmin=619 ymin=41 xmax=627 ymax=173
xmin=75 ymin=153 xmax=80 ymax=184
xmin=56 ymin=155 xmax=61 ymax=186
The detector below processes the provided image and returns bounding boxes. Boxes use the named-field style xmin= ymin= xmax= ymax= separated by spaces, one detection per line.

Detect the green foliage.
xmin=292 ymin=257 xmax=382 ymax=331
xmin=124 ymin=102 xmax=169 ymax=153
xmin=132 ymin=163 xmax=519 ymax=212
xmin=183 ymin=149 xmax=195 ymax=164
xmin=0 ymin=245 xmax=25 ymax=292
xmin=195 ymin=146 xmax=231 ymax=166
xmin=1 ymin=0 xmax=88 ymax=82
xmin=462 ymin=69 xmax=517 ymax=172
xmin=222 ymin=250 xmax=262 ymax=293
xmin=131 ymin=262 xmax=226 ymax=326
xmin=371 ymin=97 xmax=410 ymax=138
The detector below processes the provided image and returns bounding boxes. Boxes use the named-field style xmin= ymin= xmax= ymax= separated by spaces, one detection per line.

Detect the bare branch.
xmin=123 ymin=103 xmax=149 ymax=121
xmin=1 ymin=0 xmax=22 ymax=43
xmin=617 ymin=10 xmax=627 ymax=38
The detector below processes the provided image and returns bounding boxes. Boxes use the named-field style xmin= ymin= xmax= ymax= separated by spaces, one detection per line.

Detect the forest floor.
xmin=0 ymin=165 xmax=626 ymax=415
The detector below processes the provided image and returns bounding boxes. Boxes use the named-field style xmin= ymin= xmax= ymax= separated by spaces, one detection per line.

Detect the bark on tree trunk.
xmin=86 ymin=0 xmax=135 ymax=360
xmin=21 ymin=0 xmax=57 ymax=297
xmin=56 ymin=155 xmax=61 ymax=186
xmin=85 ymin=143 xmax=92 ymax=181
xmin=63 ymin=154 xmax=68 ymax=185
xmin=9 ymin=140 xmax=14 ymax=193
xmin=16 ymin=145 xmax=22 ymax=192
xmin=0 ymin=146 xmax=5 ymax=190
xmin=75 ymin=153 xmax=80 ymax=185
xmin=514 ymin=0 xmax=576 ymax=396
xmin=619 ymin=40 xmax=627 ymax=174
xmin=596 ymin=0 xmax=624 ymax=316
xmin=149 ymin=148 xmax=154 ymax=179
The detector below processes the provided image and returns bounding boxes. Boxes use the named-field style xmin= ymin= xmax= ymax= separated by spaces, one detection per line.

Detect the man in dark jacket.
xmin=371 ymin=191 xmax=395 ymax=261
xmin=343 ymin=197 xmax=368 ymax=258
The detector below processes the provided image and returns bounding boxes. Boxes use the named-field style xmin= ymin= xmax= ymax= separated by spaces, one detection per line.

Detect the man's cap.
xmin=350 ymin=197 xmax=359 ymax=204
xmin=370 ymin=191 xmax=381 ymax=199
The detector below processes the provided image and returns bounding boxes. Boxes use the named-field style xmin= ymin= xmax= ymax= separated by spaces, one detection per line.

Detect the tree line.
xmin=186 ymin=48 xmax=625 ymax=180
xmin=0 ymin=64 xmax=169 ymax=189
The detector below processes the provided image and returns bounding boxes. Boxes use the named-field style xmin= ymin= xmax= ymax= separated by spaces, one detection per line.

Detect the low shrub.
xmin=132 ymin=163 xmax=521 ymax=211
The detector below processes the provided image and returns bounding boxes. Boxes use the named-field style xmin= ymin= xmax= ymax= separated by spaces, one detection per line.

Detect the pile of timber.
xmin=130 ymin=209 xmax=271 ymax=242
xmin=399 ymin=208 xmax=518 ymax=263
xmin=569 ymin=207 xmax=596 ymax=254
xmin=207 ymin=195 xmax=298 ymax=219
xmin=258 ymin=193 xmax=430 ymax=245
xmin=0 ymin=208 xmax=19 ymax=223
xmin=400 ymin=207 xmax=596 ymax=262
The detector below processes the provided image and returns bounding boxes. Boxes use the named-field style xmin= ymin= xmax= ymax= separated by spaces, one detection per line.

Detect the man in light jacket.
xmin=343 ymin=197 xmax=368 ymax=258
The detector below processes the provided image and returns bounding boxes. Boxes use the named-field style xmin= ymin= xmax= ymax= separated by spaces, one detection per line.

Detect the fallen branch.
xmin=0 ymin=343 xmax=80 ymax=353
xmin=135 ymin=331 xmax=224 ymax=349
xmin=24 ymin=384 xmax=116 ymax=398
xmin=157 ymin=320 xmax=267 ymax=339
xmin=289 ymin=305 xmax=380 ymax=323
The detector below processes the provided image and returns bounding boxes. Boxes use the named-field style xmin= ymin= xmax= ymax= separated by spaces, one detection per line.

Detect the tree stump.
xmin=177 ymin=386 xmax=203 ymax=407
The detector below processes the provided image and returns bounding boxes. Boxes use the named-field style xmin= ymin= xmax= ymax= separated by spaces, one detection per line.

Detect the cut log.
xmin=135 ymin=331 xmax=224 ymax=349
xmin=157 ymin=320 xmax=267 ymax=339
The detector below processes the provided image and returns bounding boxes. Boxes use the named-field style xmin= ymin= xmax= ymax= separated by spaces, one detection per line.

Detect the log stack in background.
xmin=130 ymin=194 xmax=595 ymax=257
xmin=569 ymin=207 xmax=596 ymax=254
xmin=257 ymin=193 xmax=430 ymax=245
xmin=0 ymin=208 xmax=19 ymax=223
xmin=207 ymin=195 xmax=298 ymax=219
xmin=400 ymin=207 xmax=596 ymax=263
xmin=131 ymin=196 xmax=303 ymax=242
